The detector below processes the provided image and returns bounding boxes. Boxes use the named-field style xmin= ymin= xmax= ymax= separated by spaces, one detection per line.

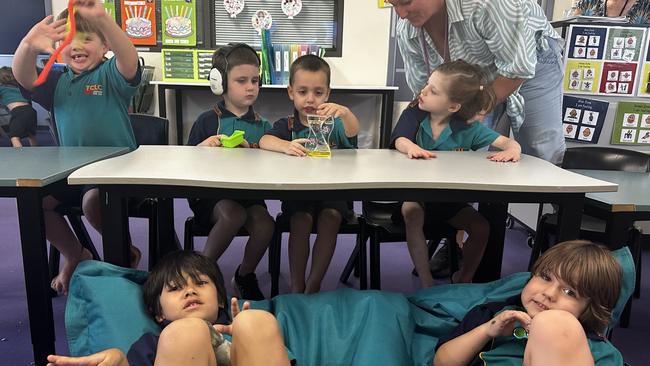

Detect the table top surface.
xmin=150 ymin=81 xmax=399 ymax=91
xmin=572 ymin=169 xmax=650 ymax=212
xmin=67 ymin=146 xmax=617 ymax=193
xmin=0 ymin=147 xmax=128 ymax=187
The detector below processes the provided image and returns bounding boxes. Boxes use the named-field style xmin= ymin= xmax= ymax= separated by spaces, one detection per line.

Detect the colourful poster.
xmin=104 ymin=0 xmax=117 ymax=21
xmin=563 ymin=25 xmax=647 ymax=97
xmin=636 ymin=36 xmax=650 ymax=97
xmin=611 ymin=101 xmax=650 ymax=145
xmin=120 ymin=0 xmax=157 ymax=46
xmin=378 ymin=0 xmax=392 ymax=7
xmin=561 ymin=96 xmax=609 ymax=144
xmin=161 ymin=0 xmax=196 ymax=46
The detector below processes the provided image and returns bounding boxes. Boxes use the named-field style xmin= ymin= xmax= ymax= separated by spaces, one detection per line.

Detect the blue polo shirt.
xmin=24 ymin=57 xmax=140 ymax=149
xmin=187 ymin=101 xmax=271 ymax=148
xmin=266 ymin=109 xmax=357 ymax=149
xmin=435 ymin=295 xmax=623 ymax=366
xmin=390 ymin=105 xmax=500 ymax=151
xmin=0 ymin=85 xmax=29 ymax=106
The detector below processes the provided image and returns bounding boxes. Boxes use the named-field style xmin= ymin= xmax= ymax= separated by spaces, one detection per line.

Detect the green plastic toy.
xmin=221 ymin=130 xmax=245 ymax=148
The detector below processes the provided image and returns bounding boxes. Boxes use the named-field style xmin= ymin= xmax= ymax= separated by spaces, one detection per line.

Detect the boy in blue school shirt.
xmin=259 ymin=54 xmax=360 ymax=293
xmin=13 ymin=0 xmax=142 ymax=294
xmin=187 ymin=43 xmax=274 ymax=300
xmin=390 ymin=60 xmax=521 ymax=288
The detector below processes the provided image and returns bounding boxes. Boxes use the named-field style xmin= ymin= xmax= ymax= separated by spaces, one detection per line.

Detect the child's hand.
xmin=47 ymin=348 xmax=128 ymax=366
xmin=239 ymin=139 xmax=250 ymax=148
xmin=406 ymin=145 xmax=436 ymax=159
xmin=73 ymin=0 xmax=109 ymax=20
xmin=487 ymin=149 xmax=520 ymax=162
xmin=24 ymin=16 xmax=67 ymax=54
xmin=317 ymin=103 xmax=350 ymax=119
xmin=483 ymin=310 xmax=531 ymax=338
xmin=213 ymin=297 xmax=251 ymax=336
xmin=284 ymin=138 xmax=309 ymax=156
xmin=198 ymin=135 xmax=224 ymax=147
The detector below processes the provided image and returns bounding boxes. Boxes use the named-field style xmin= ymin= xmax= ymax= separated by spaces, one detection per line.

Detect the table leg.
xmin=556 ymin=194 xmax=583 ymax=242
xmin=474 ymin=202 xmax=507 ymax=283
xmin=156 ymin=198 xmax=181 ymax=261
xmin=175 ymin=90 xmax=183 ymax=145
xmin=380 ymin=90 xmax=395 ymax=148
xmin=605 ymin=213 xmax=633 ymax=250
xmin=16 ymin=188 xmax=55 ymax=366
xmin=100 ymin=188 xmax=130 ymax=267
xmin=157 ymin=85 xmax=167 ymax=118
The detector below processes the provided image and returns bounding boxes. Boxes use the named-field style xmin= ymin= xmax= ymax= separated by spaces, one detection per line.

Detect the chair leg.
xmin=528 ymin=214 xmax=550 ymax=270
xmin=184 ymin=219 xmax=195 ymax=251
xmin=448 ymin=237 xmax=459 ymax=275
xmin=48 ymin=244 xmax=61 ymax=280
xmin=339 ymin=240 xmax=360 ymax=284
xmin=270 ymin=227 xmax=281 ymax=297
xmin=369 ymin=230 xmax=381 ymax=290
xmin=67 ymin=215 xmax=100 ymax=260
xmin=358 ymin=218 xmax=368 ymax=290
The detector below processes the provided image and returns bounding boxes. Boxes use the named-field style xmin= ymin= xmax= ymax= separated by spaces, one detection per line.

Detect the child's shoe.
xmin=232 ymin=265 xmax=265 ymax=301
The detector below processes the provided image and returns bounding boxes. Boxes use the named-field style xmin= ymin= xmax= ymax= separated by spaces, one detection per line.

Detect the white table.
xmin=151 ymin=81 xmax=398 ymax=146
xmin=68 ymin=147 xmax=617 ymax=286
xmin=0 ymin=146 xmax=128 ymax=365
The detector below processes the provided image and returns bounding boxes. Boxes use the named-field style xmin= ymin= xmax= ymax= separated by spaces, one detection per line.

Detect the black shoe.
xmin=429 ymin=242 xmax=463 ymax=279
xmin=232 ymin=266 xmax=265 ymax=301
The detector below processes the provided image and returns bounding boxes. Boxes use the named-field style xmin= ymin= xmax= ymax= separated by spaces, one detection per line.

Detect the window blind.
xmin=213 ymin=0 xmax=337 ymax=49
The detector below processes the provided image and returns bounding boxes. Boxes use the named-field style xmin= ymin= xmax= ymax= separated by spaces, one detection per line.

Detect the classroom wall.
xmin=51 ymin=0 xmax=393 ymax=146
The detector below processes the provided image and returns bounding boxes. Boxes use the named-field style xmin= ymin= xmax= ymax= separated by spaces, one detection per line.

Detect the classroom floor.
xmin=1 ymin=132 xmax=649 ymax=365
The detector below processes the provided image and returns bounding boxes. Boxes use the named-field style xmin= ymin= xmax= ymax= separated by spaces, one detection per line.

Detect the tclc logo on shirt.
xmin=84 ymin=84 xmax=103 ymax=96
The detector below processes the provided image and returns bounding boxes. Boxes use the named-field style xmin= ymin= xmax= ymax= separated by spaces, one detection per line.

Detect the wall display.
xmin=636 ymin=34 xmax=650 ymax=97
xmin=563 ymin=25 xmax=647 ymax=97
xmin=281 ymin=0 xmax=302 ymax=19
xmin=104 ymin=0 xmax=117 ymax=21
xmin=224 ymin=0 xmax=245 ymax=18
xmin=161 ymin=0 xmax=197 ymax=46
xmin=611 ymin=101 xmax=650 ymax=145
xmin=162 ymin=49 xmax=216 ymax=82
xmin=120 ymin=0 xmax=157 ymax=45
xmin=561 ymin=95 xmax=609 ymax=144
xmin=251 ymin=9 xmax=273 ymax=33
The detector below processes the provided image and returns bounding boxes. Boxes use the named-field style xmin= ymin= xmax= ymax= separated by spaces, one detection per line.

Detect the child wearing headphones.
xmin=259 ymin=55 xmax=360 ymax=294
xmin=187 ymin=43 xmax=274 ymax=301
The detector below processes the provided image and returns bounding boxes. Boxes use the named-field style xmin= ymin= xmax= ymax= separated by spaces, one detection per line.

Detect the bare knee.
xmin=232 ymin=310 xmax=281 ymax=341
xmin=246 ymin=206 xmax=275 ymax=237
xmin=290 ymin=212 xmax=313 ymax=232
xmin=215 ymin=200 xmax=247 ymax=227
xmin=466 ymin=215 xmax=489 ymax=242
xmin=317 ymin=208 xmax=342 ymax=227
xmin=81 ymin=189 xmax=101 ymax=224
xmin=528 ymin=310 xmax=587 ymax=352
xmin=43 ymin=195 xmax=61 ymax=211
xmin=158 ymin=318 xmax=212 ymax=347
xmin=401 ymin=202 xmax=424 ymax=224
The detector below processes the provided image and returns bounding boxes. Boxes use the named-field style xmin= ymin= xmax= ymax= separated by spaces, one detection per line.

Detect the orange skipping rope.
xmin=34 ymin=0 xmax=76 ymax=87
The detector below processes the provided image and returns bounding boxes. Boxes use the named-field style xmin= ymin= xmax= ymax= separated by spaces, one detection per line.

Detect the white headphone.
xmin=209 ymin=67 xmax=224 ymax=95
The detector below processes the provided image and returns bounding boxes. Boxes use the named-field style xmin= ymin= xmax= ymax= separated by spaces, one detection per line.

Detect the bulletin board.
xmin=563 ymin=24 xmax=647 ymax=97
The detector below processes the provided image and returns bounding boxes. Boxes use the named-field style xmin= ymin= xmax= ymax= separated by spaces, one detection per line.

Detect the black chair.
xmin=49 ymin=114 xmax=179 ymax=277
xmin=531 ymin=146 xmax=650 ymax=327
xmin=339 ymin=201 xmax=460 ymax=290
xmin=270 ymin=207 xmax=362 ymax=297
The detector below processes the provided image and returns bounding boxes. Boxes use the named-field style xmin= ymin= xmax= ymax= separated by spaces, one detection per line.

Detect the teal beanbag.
xmin=65 ymin=247 xmax=634 ymax=365
xmin=66 ymin=260 xmax=159 ymax=356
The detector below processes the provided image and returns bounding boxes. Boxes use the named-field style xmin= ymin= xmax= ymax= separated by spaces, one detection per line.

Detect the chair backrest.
xmin=562 ymin=147 xmax=650 ymax=172
xmin=129 ymin=113 xmax=169 ymax=146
